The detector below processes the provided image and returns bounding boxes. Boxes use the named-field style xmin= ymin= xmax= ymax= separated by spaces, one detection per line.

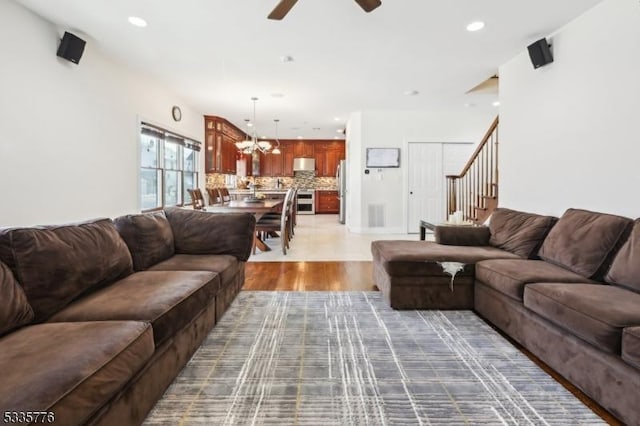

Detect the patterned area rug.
xmin=144 ymin=292 xmax=604 ymax=425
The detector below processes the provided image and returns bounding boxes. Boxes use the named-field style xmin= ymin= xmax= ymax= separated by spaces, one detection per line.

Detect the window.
xmin=140 ymin=123 xmax=201 ymax=211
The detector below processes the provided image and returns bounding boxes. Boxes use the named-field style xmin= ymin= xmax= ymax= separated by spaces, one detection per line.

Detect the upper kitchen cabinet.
xmin=203 ymin=116 xmax=244 ymax=174
xmin=281 ymin=141 xmax=295 ymax=177
xmin=293 ymin=140 xmax=314 ymax=158
xmin=259 ymin=148 xmax=284 ymax=177
xmin=314 ymin=141 xmax=345 ymax=177
xmin=258 ymin=140 xmax=294 ymax=177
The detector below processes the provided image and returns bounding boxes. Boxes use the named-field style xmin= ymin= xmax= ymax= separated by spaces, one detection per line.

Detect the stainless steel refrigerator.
xmin=337 ymin=160 xmax=347 ymax=224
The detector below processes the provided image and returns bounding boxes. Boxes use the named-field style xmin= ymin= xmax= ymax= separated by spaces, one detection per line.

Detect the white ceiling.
xmin=15 ymin=0 xmax=602 ymax=139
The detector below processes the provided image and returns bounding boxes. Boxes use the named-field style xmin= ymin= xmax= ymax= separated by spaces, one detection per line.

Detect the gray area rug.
xmin=144 ymin=292 xmax=604 ymax=425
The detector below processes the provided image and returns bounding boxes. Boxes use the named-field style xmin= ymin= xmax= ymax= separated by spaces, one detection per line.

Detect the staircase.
xmin=446 ymin=116 xmax=499 ymax=224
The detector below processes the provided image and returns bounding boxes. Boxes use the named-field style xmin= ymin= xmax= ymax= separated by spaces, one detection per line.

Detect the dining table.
xmin=203 ymin=199 xmax=284 ymax=252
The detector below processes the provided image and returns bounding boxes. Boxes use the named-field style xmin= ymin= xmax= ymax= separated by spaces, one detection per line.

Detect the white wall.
xmin=347 ymin=109 xmax=495 ymax=233
xmin=499 ymin=0 xmax=640 ymax=218
xmin=0 ymin=0 xmax=204 ymax=226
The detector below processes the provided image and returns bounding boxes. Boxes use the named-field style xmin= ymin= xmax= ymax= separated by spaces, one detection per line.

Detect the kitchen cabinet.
xmin=282 ymin=141 xmax=294 ymax=177
xmin=294 ymin=140 xmax=314 ymax=158
xmin=258 ymin=141 xmax=297 ymax=177
xmin=313 ymin=141 xmax=345 ymax=177
xmin=316 ymin=190 xmax=339 ymax=213
xmin=204 ymin=116 xmax=244 ymax=174
xmin=259 ymin=150 xmax=282 ymax=177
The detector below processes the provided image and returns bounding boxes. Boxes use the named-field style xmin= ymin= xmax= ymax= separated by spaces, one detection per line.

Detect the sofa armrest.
xmin=164 ymin=208 xmax=256 ymax=261
xmin=434 ymin=225 xmax=490 ymax=246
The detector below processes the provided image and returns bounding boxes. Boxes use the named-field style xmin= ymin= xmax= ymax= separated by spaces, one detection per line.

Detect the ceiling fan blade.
xmin=354 ymin=0 xmax=381 ymax=13
xmin=268 ymin=0 xmax=298 ymax=20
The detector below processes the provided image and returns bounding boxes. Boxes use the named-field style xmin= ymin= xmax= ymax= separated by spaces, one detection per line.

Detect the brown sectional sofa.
xmin=372 ymin=207 xmax=640 ymax=424
xmin=0 ymin=207 xmax=255 ymax=425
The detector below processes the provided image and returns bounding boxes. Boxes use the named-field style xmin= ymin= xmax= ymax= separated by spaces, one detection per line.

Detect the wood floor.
xmin=243 ymin=261 xmax=620 ymax=425
xmin=243 ymin=261 xmax=376 ymax=291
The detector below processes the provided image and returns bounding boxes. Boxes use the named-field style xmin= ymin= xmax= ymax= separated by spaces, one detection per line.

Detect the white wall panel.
xmin=0 ymin=1 xmax=203 ymax=226
xmin=499 ymin=0 xmax=640 ymax=217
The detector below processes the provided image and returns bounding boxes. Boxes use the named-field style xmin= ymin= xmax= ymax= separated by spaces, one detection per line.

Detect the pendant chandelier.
xmin=235 ymin=97 xmax=274 ymax=154
xmin=271 ymin=119 xmax=281 ymax=154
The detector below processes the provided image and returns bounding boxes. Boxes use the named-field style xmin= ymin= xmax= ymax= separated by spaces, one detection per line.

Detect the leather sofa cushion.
xmin=114 ymin=211 xmax=175 ymax=271
xmin=622 ymin=327 xmax=640 ymax=370
xmin=606 ymin=219 xmax=640 ymax=293
xmin=0 ymin=219 xmax=133 ymax=321
xmin=538 ymin=208 xmax=632 ymax=279
xmin=524 ymin=283 xmax=640 ymax=354
xmin=476 ymin=259 xmax=594 ymax=302
xmin=0 ymin=262 xmax=33 ymax=336
xmin=0 ymin=321 xmax=153 ymax=425
xmin=148 ymin=254 xmax=239 ymax=293
xmin=164 ymin=208 xmax=256 ymax=261
xmin=48 ymin=271 xmax=217 ymax=347
xmin=371 ymin=240 xmax=519 ymax=277
xmin=489 ymin=208 xmax=557 ymax=259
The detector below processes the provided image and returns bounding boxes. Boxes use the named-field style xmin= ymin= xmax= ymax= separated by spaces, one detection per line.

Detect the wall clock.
xmin=171 ymin=106 xmax=182 ymax=122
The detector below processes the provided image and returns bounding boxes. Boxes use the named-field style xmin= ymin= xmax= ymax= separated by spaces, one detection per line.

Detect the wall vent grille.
xmin=368 ymin=204 xmax=385 ymax=227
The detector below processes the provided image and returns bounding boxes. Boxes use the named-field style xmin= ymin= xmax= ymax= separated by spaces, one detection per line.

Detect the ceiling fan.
xmin=268 ymin=0 xmax=382 ymax=20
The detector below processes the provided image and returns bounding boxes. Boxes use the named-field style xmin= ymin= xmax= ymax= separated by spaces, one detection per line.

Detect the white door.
xmin=407 ymin=142 xmax=474 ymax=233
xmin=407 ymin=143 xmax=443 ymax=233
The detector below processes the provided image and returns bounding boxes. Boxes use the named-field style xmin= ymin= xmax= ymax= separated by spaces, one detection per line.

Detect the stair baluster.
xmin=445 ymin=116 xmax=499 ymax=224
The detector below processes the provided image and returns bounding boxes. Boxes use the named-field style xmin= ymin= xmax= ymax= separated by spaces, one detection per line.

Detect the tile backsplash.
xmin=206 ymin=171 xmax=336 ymax=190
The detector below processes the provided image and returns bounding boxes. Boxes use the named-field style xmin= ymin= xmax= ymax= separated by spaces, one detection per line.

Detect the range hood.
xmin=293 ymin=157 xmax=315 ymax=171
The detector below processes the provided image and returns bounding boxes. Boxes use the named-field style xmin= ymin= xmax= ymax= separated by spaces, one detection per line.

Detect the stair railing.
xmin=446 ymin=116 xmax=499 ymax=224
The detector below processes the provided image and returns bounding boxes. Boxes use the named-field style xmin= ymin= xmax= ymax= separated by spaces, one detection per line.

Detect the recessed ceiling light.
xmin=128 ymin=16 xmax=148 ymax=27
xmin=297 ymin=136 xmax=303 ymax=139
xmin=247 ymin=122 xmax=254 ymax=127
xmin=404 ymin=90 xmax=420 ymax=96
xmin=336 ymin=129 xmax=343 ymax=133
xmin=466 ymin=21 xmax=485 ymax=32
xmin=334 ymin=136 xmax=340 ymax=140
xmin=492 ymin=101 xmax=501 ymax=107
xmin=334 ymin=117 xmax=341 ymax=121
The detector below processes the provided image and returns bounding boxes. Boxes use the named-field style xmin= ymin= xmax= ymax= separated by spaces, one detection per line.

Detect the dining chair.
xmin=254 ymin=188 xmax=294 ymax=255
xmin=206 ymin=187 xmax=222 ymax=205
xmin=219 ymin=187 xmax=231 ymax=203
xmin=187 ymin=188 xmax=205 ymax=210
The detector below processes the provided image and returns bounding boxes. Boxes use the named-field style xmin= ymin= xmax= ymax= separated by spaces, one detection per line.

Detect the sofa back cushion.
xmin=114 ymin=211 xmax=175 ymax=271
xmin=605 ymin=219 xmax=640 ymax=293
xmin=0 ymin=219 xmax=133 ymax=321
xmin=0 ymin=261 xmax=34 ymax=335
xmin=164 ymin=207 xmax=256 ymax=261
xmin=489 ymin=208 xmax=557 ymax=259
xmin=538 ymin=208 xmax=632 ymax=279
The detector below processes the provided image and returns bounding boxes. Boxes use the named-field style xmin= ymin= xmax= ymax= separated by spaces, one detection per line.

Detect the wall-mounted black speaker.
xmin=57 ymin=32 xmax=86 ymax=64
xmin=527 ymin=38 xmax=553 ymax=69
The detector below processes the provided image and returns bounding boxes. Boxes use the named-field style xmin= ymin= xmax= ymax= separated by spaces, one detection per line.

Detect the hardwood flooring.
xmin=242 ymin=260 xmax=620 ymax=425
xmin=243 ymin=261 xmax=376 ymax=291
